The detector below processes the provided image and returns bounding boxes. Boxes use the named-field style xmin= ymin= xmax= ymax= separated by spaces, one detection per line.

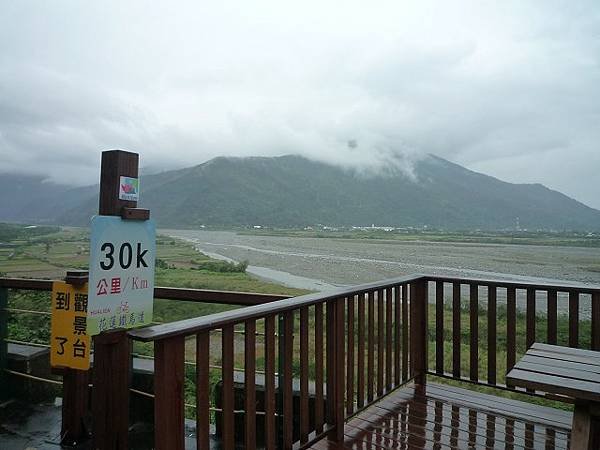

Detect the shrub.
xmin=195 ymin=260 xmax=248 ymax=273
xmin=155 ymin=258 xmax=170 ymax=269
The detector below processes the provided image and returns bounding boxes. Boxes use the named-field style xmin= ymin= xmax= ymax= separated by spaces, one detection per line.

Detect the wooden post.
xmin=592 ymin=293 xmax=600 ymax=351
xmin=333 ymin=297 xmax=345 ymax=441
xmin=410 ymin=279 xmax=428 ymax=388
xmin=326 ymin=298 xmax=346 ymax=442
xmin=0 ymin=287 xmax=7 ymax=399
xmin=60 ymin=270 xmax=90 ymax=446
xmin=325 ymin=301 xmax=335 ymax=427
xmin=61 ymin=369 xmax=90 ymax=445
xmin=277 ymin=314 xmax=285 ymax=448
xmin=570 ymin=403 xmax=593 ymax=450
xmin=92 ymin=329 xmax=131 ymax=450
xmin=154 ymin=336 xmax=185 ymax=450
xmin=99 ymin=150 xmax=139 ymax=216
xmin=92 ymin=149 xmax=141 ymax=449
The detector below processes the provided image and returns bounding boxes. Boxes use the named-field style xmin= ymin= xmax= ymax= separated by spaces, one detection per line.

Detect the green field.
xmin=0 ymin=224 xmax=306 ymax=295
xmin=239 ymin=227 xmax=600 ymax=248
xmin=0 ymin=226 xmax=90 ymax=278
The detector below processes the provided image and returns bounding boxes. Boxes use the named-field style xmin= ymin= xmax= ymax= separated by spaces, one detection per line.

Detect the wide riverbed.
xmin=164 ymin=230 xmax=600 ymax=293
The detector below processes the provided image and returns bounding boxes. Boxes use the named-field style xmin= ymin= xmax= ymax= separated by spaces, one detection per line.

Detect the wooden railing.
xmin=0 ymin=277 xmax=288 ymax=305
xmin=424 ymin=276 xmax=600 ymax=394
xmin=4 ymin=274 xmax=600 ymax=449
xmin=128 ymin=275 xmax=426 ymax=450
xmin=0 ymin=277 xmax=288 ymax=448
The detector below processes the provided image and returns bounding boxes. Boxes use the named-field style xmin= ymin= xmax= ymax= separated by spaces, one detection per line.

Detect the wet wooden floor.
xmin=310 ymin=383 xmax=572 ymax=450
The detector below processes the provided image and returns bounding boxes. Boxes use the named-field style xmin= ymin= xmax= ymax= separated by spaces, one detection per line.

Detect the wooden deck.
xmin=310 ymin=383 xmax=573 ymax=450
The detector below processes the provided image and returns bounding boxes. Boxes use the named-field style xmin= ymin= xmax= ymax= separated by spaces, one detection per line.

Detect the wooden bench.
xmin=507 ymin=342 xmax=600 ymax=450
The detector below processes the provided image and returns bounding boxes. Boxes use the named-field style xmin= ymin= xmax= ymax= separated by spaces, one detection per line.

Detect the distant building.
xmin=352 ymin=225 xmax=395 ymax=232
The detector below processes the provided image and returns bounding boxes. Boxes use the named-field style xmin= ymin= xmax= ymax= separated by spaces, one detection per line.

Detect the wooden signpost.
xmin=91 ymin=150 xmax=154 ymax=450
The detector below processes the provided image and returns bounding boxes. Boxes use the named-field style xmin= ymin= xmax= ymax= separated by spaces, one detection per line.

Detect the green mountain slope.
xmin=3 ymin=154 xmax=600 ymax=230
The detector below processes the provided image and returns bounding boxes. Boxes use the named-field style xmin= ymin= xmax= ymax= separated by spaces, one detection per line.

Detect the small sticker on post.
xmin=119 ymin=176 xmax=139 ymax=201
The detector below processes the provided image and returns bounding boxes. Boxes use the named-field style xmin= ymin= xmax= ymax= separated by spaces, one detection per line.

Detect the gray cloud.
xmin=0 ymin=1 xmax=599 ymax=208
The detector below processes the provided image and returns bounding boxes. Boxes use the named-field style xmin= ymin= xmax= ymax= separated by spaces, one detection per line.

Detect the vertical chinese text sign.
xmin=50 ymin=281 xmax=90 ymax=370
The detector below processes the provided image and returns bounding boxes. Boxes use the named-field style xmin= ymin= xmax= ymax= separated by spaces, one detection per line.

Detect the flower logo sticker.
xmin=119 ymin=176 xmax=139 ymax=201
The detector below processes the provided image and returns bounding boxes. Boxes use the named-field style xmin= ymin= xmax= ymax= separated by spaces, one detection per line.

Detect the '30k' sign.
xmin=87 ymin=215 xmax=156 ymax=336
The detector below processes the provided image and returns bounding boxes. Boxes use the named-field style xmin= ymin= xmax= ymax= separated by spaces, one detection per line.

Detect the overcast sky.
xmin=1 ymin=1 xmax=599 ymax=208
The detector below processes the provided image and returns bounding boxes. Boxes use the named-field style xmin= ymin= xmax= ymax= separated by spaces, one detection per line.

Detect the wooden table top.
xmin=507 ymin=343 xmax=600 ymax=403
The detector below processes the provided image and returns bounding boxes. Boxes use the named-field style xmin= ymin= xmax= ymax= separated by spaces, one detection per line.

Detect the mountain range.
xmin=2 ymin=154 xmax=599 ymax=231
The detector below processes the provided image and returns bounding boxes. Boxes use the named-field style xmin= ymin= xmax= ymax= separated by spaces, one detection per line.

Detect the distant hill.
xmin=0 ymin=174 xmax=95 ymax=224
xmin=2 ymin=154 xmax=600 ymax=230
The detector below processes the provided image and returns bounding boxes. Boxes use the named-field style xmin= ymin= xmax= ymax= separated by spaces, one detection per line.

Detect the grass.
xmin=239 ymin=228 xmax=600 ymax=248
xmin=0 ymin=226 xmax=307 ymax=296
xmin=156 ymin=268 xmax=304 ymax=295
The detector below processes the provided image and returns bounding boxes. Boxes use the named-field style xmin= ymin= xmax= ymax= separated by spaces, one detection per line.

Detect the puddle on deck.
xmin=0 ymin=398 xmax=206 ymax=449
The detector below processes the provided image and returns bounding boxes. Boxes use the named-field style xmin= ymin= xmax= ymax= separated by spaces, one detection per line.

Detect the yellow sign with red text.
xmin=50 ymin=281 xmax=90 ymax=370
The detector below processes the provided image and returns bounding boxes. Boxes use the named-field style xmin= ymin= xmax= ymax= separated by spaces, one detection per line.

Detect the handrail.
xmin=128 ymin=272 xmax=600 ymax=342
xmin=128 ymin=273 xmax=424 ymax=341
xmin=154 ymin=286 xmax=287 ymax=305
xmin=0 ymin=278 xmax=53 ymax=290
xmin=0 ymin=277 xmax=288 ymax=305
xmin=427 ymin=274 xmax=600 ymax=294
xmin=4 ymin=273 xmax=598 ymax=307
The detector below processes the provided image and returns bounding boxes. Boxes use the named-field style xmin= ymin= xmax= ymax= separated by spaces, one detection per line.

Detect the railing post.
xmin=325 ymin=301 xmax=334 ymax=429
xmin=60 ymin=270 xmax=90 ymax=446
xmin=0 ymin=287 xmax=7 ymax=399
xmin=277 ymin=314 xmax=285 ymax=449
xmin=410 ymin=279 xmax=428 ymax=387
xmin=154 ymin=336 xmax=185 ymax=450
xmin=334 ymin=297 xmax=345 ymax=441
xmin=326 ymin=298 xmax=345 ymax=442
xmin=92 ymin=329 xmax=130 ymax=450
xmin=592 ymin=293 xmax=600 ymax=351
xmin=61 ymin=368 xmax=90 ymax=445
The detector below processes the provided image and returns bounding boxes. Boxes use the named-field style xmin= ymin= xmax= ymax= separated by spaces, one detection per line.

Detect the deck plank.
xmin=527 ymin=348 xmax=600 ymax=367
xmin=372 ymin=392 xmax=569 ymax=447
xmin=507 ymin=368 xmax=600 ymax=402
xmin=374 ymin=389 xmax=569 ymax=436
xmin=311 ymin=382 xmax=571 ymax=450
xmin=520 ymin=353 xmax=600 ymax=375
xmin=514 ymin=360 xmax=600 ymax=383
